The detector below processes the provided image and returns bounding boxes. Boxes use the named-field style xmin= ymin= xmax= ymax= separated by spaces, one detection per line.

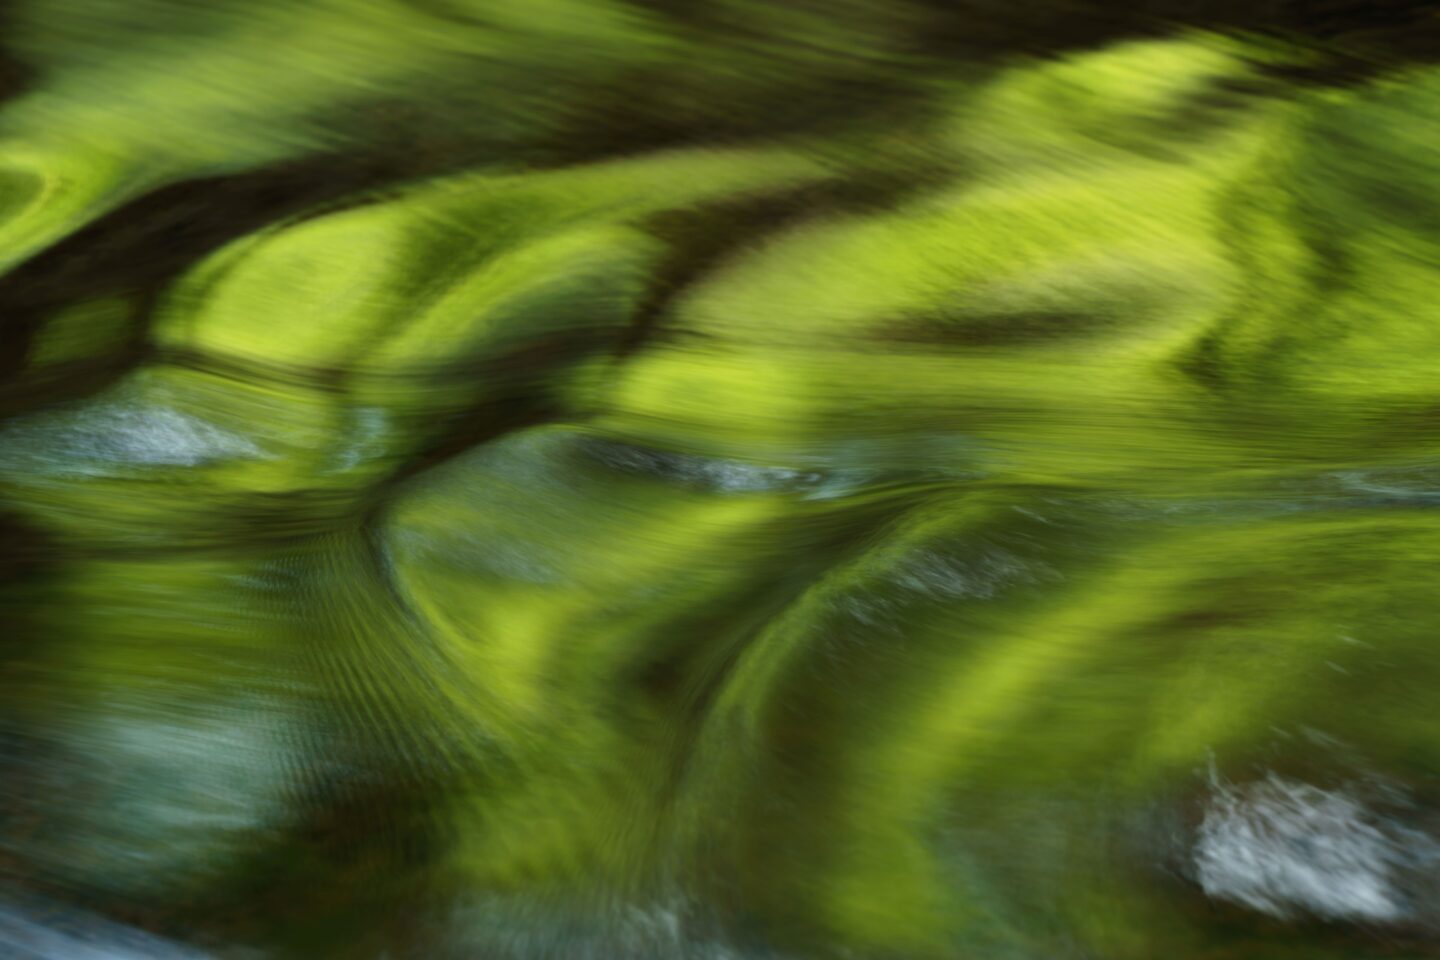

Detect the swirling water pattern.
xmin=1 ymin=2 xmax=1440 ymax=957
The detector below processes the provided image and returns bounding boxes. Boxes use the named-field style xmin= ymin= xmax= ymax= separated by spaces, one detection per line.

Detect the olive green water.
xmin=2 ymin=2 xmax=1440 ymax=957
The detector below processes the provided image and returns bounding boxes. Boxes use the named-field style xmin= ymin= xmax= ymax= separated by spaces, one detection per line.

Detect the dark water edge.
xmin=3 ymin=2 xmax=1440 ymax=958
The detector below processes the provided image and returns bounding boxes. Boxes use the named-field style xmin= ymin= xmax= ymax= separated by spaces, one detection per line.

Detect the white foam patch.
xmin=18 ymin=697 xmax=301 ymax=901
xmin=1194 ymin=771 xmax=1438 ymax=922
xmin=582 ymin=439 xmax=819 ymax=495
xmin=327 ymin=405 xmax=392 ymax=472
xmin=0 ymin=899 xmax=216 ymax=960
xmin=0 ymin=397 xmax=266 ymax=477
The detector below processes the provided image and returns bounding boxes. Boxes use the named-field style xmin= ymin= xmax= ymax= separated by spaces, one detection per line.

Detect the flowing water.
xmin=2 ymin=2 xmax=1440 ymax=957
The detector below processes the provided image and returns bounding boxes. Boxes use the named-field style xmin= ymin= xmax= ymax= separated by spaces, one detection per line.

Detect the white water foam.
xmin=1195 ymin=770 xmax=1440 ymax=922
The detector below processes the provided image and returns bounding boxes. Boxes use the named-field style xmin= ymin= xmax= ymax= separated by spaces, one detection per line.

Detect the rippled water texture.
xmin=3 ymin=2 xmax=1440 ymax=957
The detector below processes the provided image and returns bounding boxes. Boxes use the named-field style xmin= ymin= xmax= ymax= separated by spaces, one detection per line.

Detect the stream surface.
xmin=1 ymin=3 xmax=1440 ymax=957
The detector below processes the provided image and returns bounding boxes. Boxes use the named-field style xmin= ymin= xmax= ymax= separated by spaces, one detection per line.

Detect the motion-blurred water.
xmin=2 ymin=2 xmax=1440 ymax=957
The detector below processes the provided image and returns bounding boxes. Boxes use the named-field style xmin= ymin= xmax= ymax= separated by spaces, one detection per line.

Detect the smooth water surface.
xmin=1 ymin=3 xmax=1440 ymax=957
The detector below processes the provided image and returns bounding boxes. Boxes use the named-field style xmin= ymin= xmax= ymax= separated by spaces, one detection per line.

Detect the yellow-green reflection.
xmin=0 ymin=7 xmax=1438 ymax=960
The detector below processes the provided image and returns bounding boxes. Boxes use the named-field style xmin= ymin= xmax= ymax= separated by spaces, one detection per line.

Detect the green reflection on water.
xmin=1 ymin=6 xmax=1439 ymax=958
